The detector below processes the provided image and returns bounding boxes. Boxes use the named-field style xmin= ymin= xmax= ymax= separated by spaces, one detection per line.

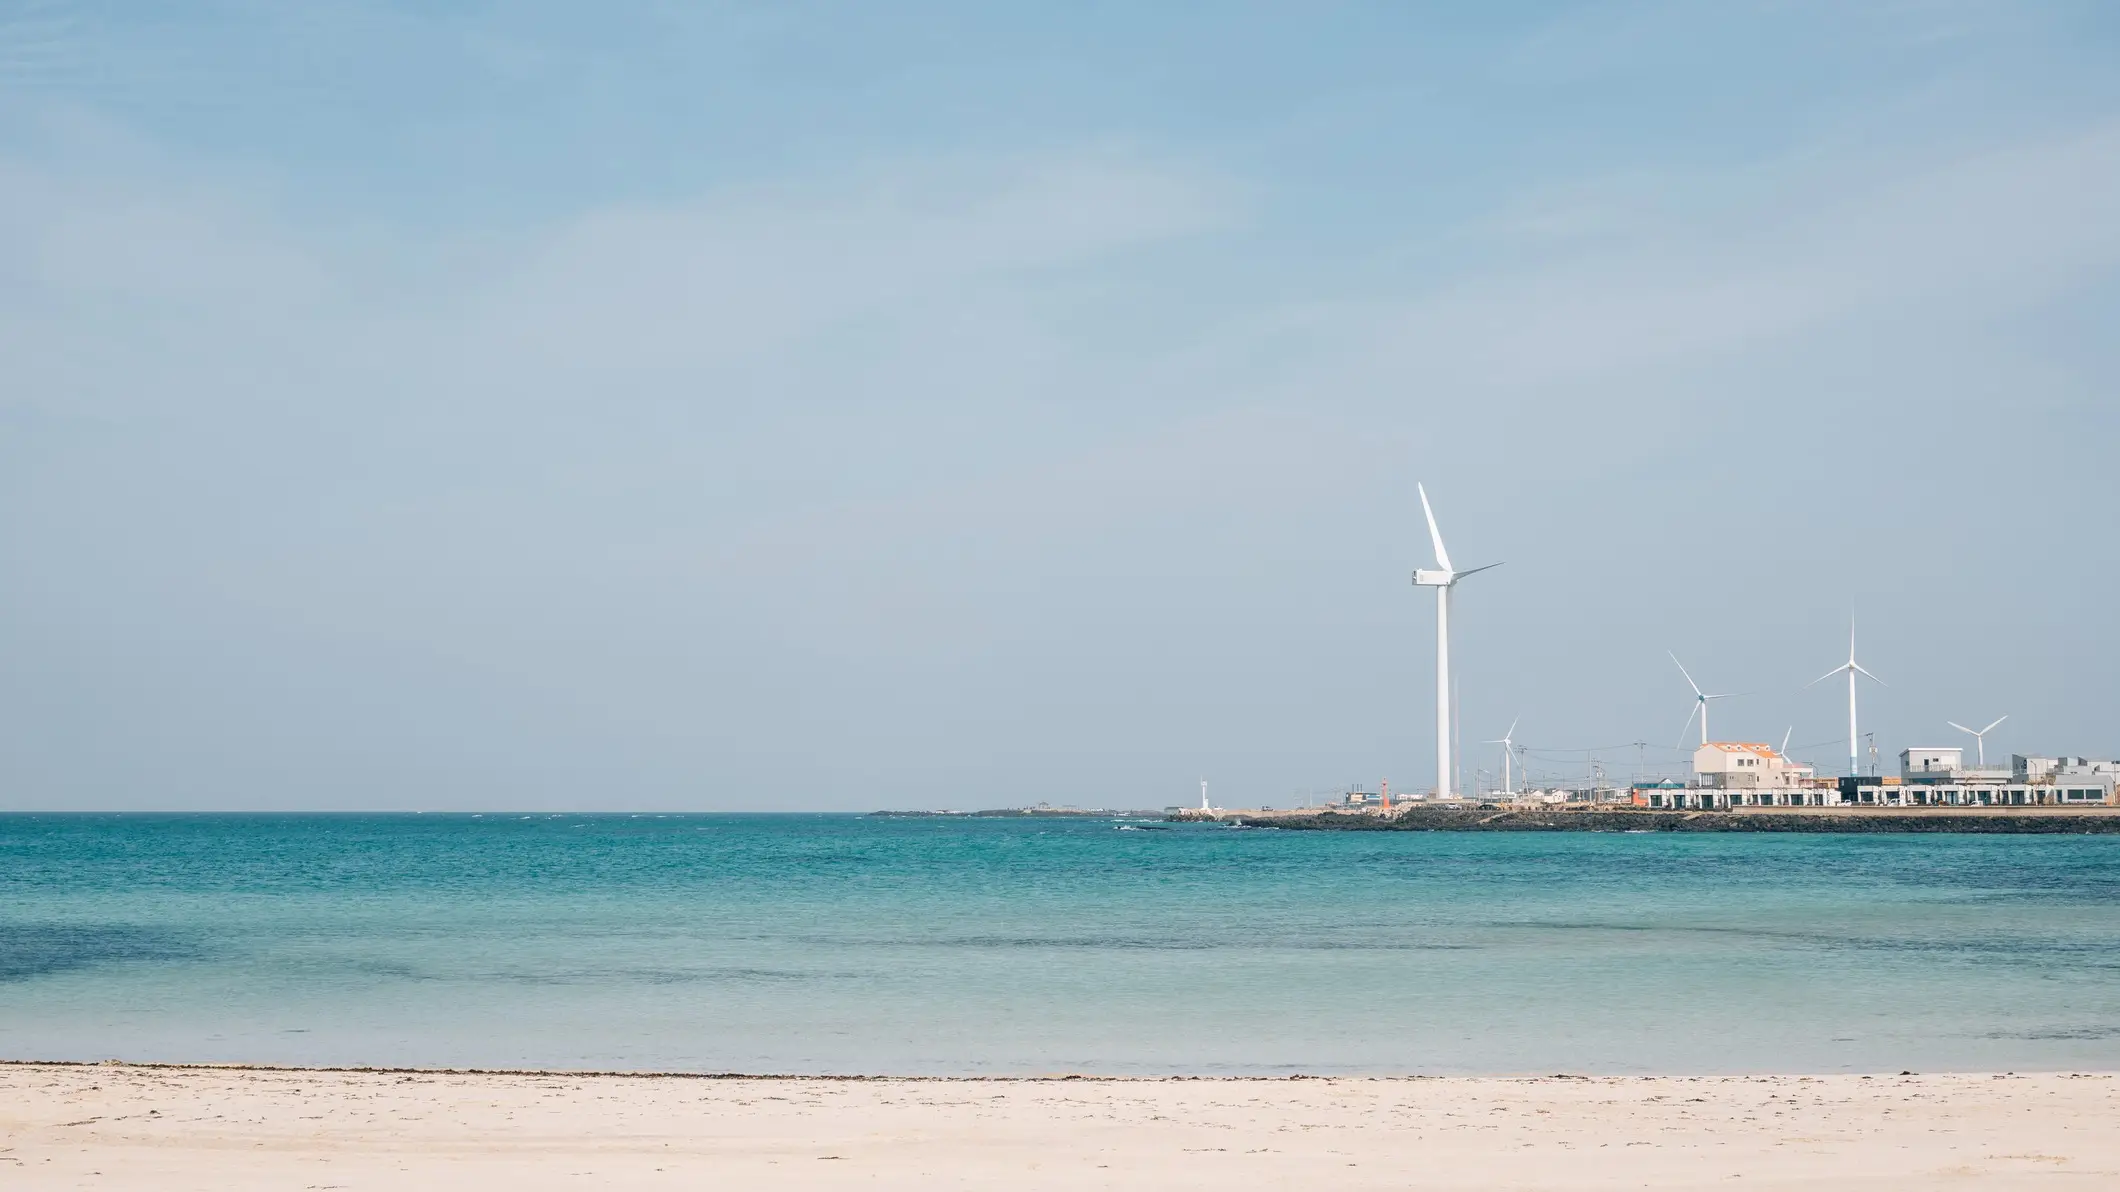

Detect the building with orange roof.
xmin=1694 ymin=742 xmax=1814 ymax=807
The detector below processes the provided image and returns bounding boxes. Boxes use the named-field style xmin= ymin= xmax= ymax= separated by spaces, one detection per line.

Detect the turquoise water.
xmin=4 ymin=813 xmax=2118 ymax=1075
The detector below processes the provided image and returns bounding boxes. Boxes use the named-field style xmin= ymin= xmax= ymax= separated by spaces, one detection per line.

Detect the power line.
xmin=1518 ymin=742 xmax=1688 ymax=757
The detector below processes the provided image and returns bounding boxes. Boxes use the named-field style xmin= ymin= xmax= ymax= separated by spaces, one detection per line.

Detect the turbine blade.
xmin=1454 ymin=561 xmax=1503 ymax=579
xmin=1806 ymin=664 xmax=1845 ymax=687
xmin=1417 ymin=483 xmax=1454 ymax=572
xmin=1505 ymin=715 xmax=1519 ymax=741
xmin=1670 ymin=652 xmax=1704 ymax=697
xmin=1780 ymin=726 xmax=1793 ymax=756
xmin=1851 ymin=661 xmax=1884 ymax=685
xmin=1981 ymin=715 xmax=2008 ymax=735
xmin=1947 ymin=721 xmax=1974 ymax=736
xmin=1677 ymin=702 xmax=1700 ymax=750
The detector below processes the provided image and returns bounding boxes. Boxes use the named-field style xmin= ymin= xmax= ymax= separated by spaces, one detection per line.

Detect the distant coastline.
xmin=867 ymin=807 xmax=1162 ymax=819
xmin=1198 ymin=806 xmax=2120 ymax=833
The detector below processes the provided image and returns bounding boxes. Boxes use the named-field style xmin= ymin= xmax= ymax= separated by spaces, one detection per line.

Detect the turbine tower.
xmin=1670 ymin=653 xmax=1736 ymax=746
xmin=1809 ymin=623 xmax=1884 ymax=777
xmin=1412 ymin=484 xmax=1499 ymax=801
xmin=1483 ymin=717 xmax=1521 ymax=797
xmin=1947 ymin=715 xmax=2008 ymax=767
xmin=1199 ymin=779 xmax=1211 ymax=813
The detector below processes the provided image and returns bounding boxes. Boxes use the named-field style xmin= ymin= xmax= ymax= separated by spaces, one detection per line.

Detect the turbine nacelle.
xmin=1670 ymin=652 xmax=1741 ymax=747
xmin=1809 ymin=659 xmax=1883 ymax=687
xmin=1808 ymin=626 xmax=1885 ymax=690
xmin=1947 ymin=716 xmax=2008 ymax=738
xmin=1946 ymin=715 xmax=2008 ymax=766
xmin=1413 ymin=563 xmax=1501 ymax=588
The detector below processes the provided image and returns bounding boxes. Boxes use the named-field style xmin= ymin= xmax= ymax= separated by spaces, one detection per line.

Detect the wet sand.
xmin=3 ymin=1063 xmax=2115 ymax=1189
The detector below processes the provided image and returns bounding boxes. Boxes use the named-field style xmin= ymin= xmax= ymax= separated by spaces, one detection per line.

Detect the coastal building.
xmin=1630 ymin=746 xmax=1821 ymax=808
xmin=1615 ymin=745 xmax=2117 ymax=811
xmin=1837 ymin=775 xmax=1897 ymax=803
xmin=1665 ymin=742 xmax=1821 ymax=807
xmin=1902 ymin=747 xmax=2010 ymax=786
xmin=1660 ymin=772 xmax=2117 ymax=807
xmin=1843 ymin=782 xmax=2114 ymax=806
xmin=1951 ymin=766 xmax=2014 ymax=784
xmin=2014 ymin=755 xmax=2120 ymax=792
xmin=2014 ymin=755 xmax=2060 ymax=784
xmin=1695 ymin=741 xmax=1810 ymax=790
xmin=1901 ymin=747 xmax=1961 ymax=780
xmin=1630 ymin=780 xmax=1686 ymax=808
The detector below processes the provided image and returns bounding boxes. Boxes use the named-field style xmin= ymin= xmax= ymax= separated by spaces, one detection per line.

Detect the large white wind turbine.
xmin=1413 ymin=484 xmax=1500 ymax=801
xmin=1947 ymin=715 xmax=2008 ymax=767
xmin=1809 ymin=623 xmax=1884 ymax=777
xmin=1670 ymin=653 xmax=1737 ymax=746
xmin=1483 ymin=717 xmax=1521 ymax=797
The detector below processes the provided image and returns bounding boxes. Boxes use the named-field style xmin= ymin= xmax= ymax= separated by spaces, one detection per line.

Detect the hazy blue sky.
xmin=3 ymin=1 xmax=2117 ymax=810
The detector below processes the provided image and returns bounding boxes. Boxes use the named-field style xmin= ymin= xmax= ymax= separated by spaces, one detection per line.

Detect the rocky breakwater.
xmin=1195 ymin=806 xmax=2120 ymax=833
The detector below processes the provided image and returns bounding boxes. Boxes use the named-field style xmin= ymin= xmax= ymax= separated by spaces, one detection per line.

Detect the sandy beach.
xmin=3 ymin=1063 xmax=2115 ymax=1190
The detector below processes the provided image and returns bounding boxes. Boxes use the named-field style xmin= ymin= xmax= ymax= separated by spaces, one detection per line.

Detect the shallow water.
xmin=4 ymin=813 xmax=2118 ymax=1074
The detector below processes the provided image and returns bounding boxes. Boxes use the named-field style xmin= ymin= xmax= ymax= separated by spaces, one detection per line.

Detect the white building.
xmin=2057 ymin=759 xmax=2120 ymax=791
xmin=2013 ymin=755 xmax=2120 ymax=793
xmin=1846 ymin=782 xmax=2114 ymax=807
xmin=2014 ymin=754 xmax=2060 ymax=784
xmin=1633 ymin=745 xmax=2117 ymax=811
xmin=1902 ymin=746 xmax=2009 ymax=785
xmin=1901 ymin=747 xmax=1962 ymax=780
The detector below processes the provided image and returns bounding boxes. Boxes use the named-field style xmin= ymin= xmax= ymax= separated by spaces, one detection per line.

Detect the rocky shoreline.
xmin=1195 ymin=807 xmax=2120 ymax=833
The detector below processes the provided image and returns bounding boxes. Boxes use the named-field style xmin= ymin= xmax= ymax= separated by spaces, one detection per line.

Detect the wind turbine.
xmin=1483 ymin=717 xmax=1521 ymax=797
xmin=1809 ymin=623 xmax=1884 ymax=777
xmin=1947 ymin=715 xmax=2008 ymax=767
xmin=1413 ymin=484 xmax=1501 ymax=801
xmin=1199 ymin=779 xmax=1212 ymax=813
xmin=1670 ymin=653 xmax=1736 ymax=747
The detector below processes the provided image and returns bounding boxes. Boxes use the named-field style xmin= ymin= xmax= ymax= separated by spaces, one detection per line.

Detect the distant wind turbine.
xmin=1947 ymin=716 xmax=2008 ymax=767
xmin=1670 ymin=653 xmax=1737 ymax=747
xmin=1809 ymin=622 xmax=1884 ymax=777
xmin=1413 ymin=484 xmax=1501 ymax=800
xmin=1483 ymin=717 xmax=1521 ymax=797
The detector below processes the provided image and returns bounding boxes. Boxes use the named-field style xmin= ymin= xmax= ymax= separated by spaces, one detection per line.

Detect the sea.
xmin=4 ymin=813 xmax=2118 ymax=1076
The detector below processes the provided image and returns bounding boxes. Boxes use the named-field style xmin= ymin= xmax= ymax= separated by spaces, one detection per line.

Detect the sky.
xmin=2 ymin=1 xmax=2117 ymax=811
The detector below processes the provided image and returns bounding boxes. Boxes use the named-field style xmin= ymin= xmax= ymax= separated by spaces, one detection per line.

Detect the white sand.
xmin=3 ymin=1063 xmax=2115 ymax=1189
